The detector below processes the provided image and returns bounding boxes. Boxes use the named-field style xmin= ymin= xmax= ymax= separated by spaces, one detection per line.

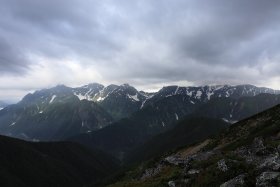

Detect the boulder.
xmin=220 ymin=174 xmax=246 ymax=187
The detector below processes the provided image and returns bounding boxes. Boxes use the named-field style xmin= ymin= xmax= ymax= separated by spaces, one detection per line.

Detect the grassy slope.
xmin=0 ymin=135 xmax=119 ymax=187
xmin=126 ymin=117 xmax=228 ymax=164
xmin=108 ymin=104 xmax=280 ymax=187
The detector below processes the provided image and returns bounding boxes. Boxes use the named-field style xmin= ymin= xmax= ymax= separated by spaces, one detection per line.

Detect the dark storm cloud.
xmin=89 ymin=0 xmax=280 ymax=87
xmin=0 ymin=0 xmax=280 ymax=91
xmin=0 ymin=0 xmax=125 ymax=74
xmin=0 ymin=37 xmax=29 ymax=74
xmin=173 ymin=0 xmax=280 ymax=67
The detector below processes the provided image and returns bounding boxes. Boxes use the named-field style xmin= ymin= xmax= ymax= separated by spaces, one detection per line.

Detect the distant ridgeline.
xmin=0 ymin=83 xmax=279 ymax=161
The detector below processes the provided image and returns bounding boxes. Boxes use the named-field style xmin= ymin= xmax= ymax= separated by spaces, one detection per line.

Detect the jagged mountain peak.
xmin=115 ymin=84 xmax=139 ymax=95
xmin=73 ymin=83 xmax=141 ymax=102
xmin=37 ymin=84 xmax=71 ymax=93
xmin=20 ymin=85 xmax=74 ymax=105
xmin=13 ymin=83 xmax=280 ymax=114
xmin=1 ymin=82 xmax=279 ymax=150
xmin=145 ymin=84 xmax=280 ymax=104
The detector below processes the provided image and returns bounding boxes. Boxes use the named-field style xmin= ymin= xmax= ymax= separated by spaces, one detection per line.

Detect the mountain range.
xmin=0 ymin=84 xmax=280 ymax=152
xmin=0 ymin=83 xmax=279 ymax=162
xmin=0 ymin=83 xmax=280 ymax=186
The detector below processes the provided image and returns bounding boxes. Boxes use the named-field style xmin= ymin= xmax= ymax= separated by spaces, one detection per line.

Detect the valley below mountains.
xmin=0 ymin=83 xmax=280 ymax=186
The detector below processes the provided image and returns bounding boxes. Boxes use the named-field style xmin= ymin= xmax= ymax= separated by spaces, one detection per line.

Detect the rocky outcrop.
xmin=217 ymin=159 xmax=228 ymax=172
xmin=140 ymin=163 xmax=164 ymax=180
xmin=220 ymin=174 xmax=246 ymax=187
xmin=256 ymin=172 xmax=280 ymax=187
xmin=160 ymin=136 xmax=279 ymax=186
xmin=108 ymin=104 xmax=280 ymax=187
xmin=168 ymin=180 xmax=176 ymax=187
xmin=235 ymin=137 xmax=280 ymax=173
xmin=165 ymin=155 xmax=190 ymax=166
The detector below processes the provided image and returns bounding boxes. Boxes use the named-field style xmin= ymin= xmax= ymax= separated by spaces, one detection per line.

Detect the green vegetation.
xmin=0 ymin=135 xmax=119 ymax=187
xmin=108 ymin=105 xmax=280 ymax=186
xmin=108 ymin=165 xmax=180 ymax=187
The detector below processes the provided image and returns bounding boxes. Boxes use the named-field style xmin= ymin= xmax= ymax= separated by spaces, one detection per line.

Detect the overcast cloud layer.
xmin=1 ymin=0 xmax=280 ymax=102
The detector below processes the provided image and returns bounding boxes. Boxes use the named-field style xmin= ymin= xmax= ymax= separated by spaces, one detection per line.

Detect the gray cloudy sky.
xmin=1 ymin=0 xmax=280 ymax=102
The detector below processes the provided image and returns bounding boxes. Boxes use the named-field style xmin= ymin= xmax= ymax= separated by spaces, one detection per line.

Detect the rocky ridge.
xmin=109 ymin=104 xmax=280 ymax=187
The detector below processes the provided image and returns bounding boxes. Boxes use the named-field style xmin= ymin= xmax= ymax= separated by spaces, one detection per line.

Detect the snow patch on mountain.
xmin=222 ymin=118 xmax=238 ymax=124
xmin=97 ymin=96 xmax=106 ymax=101
xmin=94 ymin=87 xmax=117 ymax=102
xmin=207 ymin=92 xmax=214 ymax=100
xmin=175 ymin=86 xmax=179 ymax=94
xmin=213 ymin=85 xmax=224 ymax=91
xmin=175 ymin=113 xmax=179 ymax=120
xmin=140 ymin=93 xmax=155 ymax=109
xmin=186 ymin=90 xmax=193 ymax=97
xmin=196 ymin=91 xmax=202 ymax=99
xmin=74 ymin=93 xmax=87 ymax=100
xmin=10 ymin=122 xmax=16 ymax=126
xmin=127 ymin=94 xmax=139 ymax=102
xmin=49 ymin=95 xmax=57 ymax=103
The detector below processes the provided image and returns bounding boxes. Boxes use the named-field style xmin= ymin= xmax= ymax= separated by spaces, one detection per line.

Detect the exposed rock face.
xmin=217 ymin=159 xmax=228 ymax=172
xmin=145 ymin=136 xmax=278 ymax=187
xmin=138 ymin=135 xmax=280 ymax=187
xmin=258 ymin=153 xmax=280 ymax=171
xmin=256 ymin=172 xmax=280 ymax=187
xmin=108 ymin=105 xmax=280 ymax=187
xmin=140 ymin=164 xmax=164 ymax=181
xmin=187 ymin=169 xmax=200 ymax=175
xmin=220 ymin=174 xmax=246 ymax=187
xmin=165 ymin=155 xmax=190 ymax=166
xmin=168 ymin=181 xmax=176 ymax=187
xmin=192 ymin=151 xmax=217 ymax=161
xmin=235 ymin=137 xmax=280 ymax=172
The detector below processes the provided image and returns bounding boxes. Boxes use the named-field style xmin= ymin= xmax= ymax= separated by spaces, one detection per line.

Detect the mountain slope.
xmin=0 ymin=85 xmax=113 ymax=141
xmin=0 ymin=135 xmax=118 ymax=187
xmin=73 ymin=83 xmax=280 ymax=120
xmin=69 ymin=95 xmax=204 ymax=160
xmin=70 ymin=93 xmax=280 ymax=160
xmin=72 ymin=83 xmax=105 ymax=100
xmin=126 ymin=117 xmax=229 ymax=164
xmin=73 ymin=83 xmax=150 ymax=120
xmin=98 ymin=84 xmax=148 ymax=120
xmin=0 ymin=101 xmax=8 ymax=110
xmin=192 ymin=93 xmax=280 ymax=123
xmin=109 ymin=104 xmax=280 ymax=187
